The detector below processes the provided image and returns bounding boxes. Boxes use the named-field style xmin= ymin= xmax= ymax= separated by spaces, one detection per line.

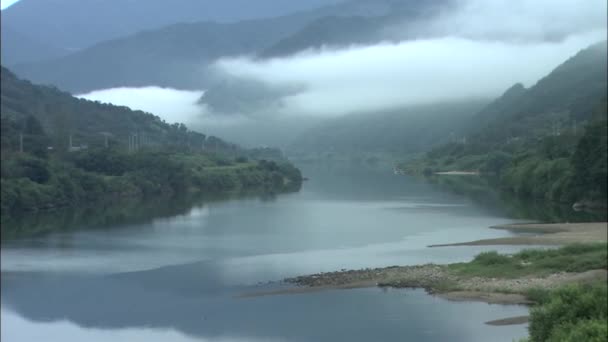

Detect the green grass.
xmin=448 ymin=243 xmax=607 ymax=278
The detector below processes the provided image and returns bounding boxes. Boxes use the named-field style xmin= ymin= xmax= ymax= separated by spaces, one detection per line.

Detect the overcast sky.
xmin=0 ymin=0 xmax=20 ymax=10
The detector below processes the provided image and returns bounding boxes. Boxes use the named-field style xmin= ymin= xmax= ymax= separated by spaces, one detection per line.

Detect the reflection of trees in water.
xmin=427 ymin=175 xmax=606 ymax=223
xmin=1 ymin=187 xmax=298 ymax=240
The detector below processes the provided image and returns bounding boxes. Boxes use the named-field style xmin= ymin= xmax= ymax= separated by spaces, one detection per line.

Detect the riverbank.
xmin=429 ymin=222 xmax=607 ymax=247
xmin=242 ymin=241 xmax=607 ymax=308
xmin=1 ymin=150 xmax=303 ymax=220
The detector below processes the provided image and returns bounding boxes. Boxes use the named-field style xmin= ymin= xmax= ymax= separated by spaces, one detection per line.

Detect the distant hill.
xmin=1 ymin=0 xmax=345 ymax=63
xmin=288 ymin=100 xmax=489 ymax=156
xmin=259 ymin=2 xmax=447 ymax=58
xmin=470 ymin=40 xmax=608 ymax=145
xmin=0 ymin=24 xmax=68 ymax=66
xmin=10 ymin=0 xmax=450 ymax=93
xmin=0 ymin=66 xmax=232 ymax=153
xmin=403 ymin=41 xmax=608 ymax=205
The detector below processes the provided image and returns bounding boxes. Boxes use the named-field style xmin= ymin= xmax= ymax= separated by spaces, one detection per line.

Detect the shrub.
xmin=529 ymin=284 xmax=607 ymax=342
xmin=548 ymin=319 xmax=607 ymax=342
xmin=472 ymin=251 xmax=511 ymax=266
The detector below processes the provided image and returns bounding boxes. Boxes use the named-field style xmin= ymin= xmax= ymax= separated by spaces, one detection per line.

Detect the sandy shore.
xmin=429 ymin=222 xmax=607 ymax=247
xmin=434 ymin=171 xmax=480 ymax=175
xmin=485 ymin=315 xmax=530 ymax=326
xmin=238 ymin=222 xmax=607 ymax=326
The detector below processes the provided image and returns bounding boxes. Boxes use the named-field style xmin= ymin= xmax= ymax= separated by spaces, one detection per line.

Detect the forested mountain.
xmin=403 ymin=41 xmax=608 ymax=206
xmin=0 ymin=24 xmax=68 ymax=66
xmin=259 ymin=0 xmax=448 ymax=58
xmin=0 ymin=0 xmax=345 ymax=64
xmin=1 ymin=66 xmax=302 ymax=217
xmin=9 ymin=0 xmax=450 ymax=93
xmin=1 ymin=66 xmax=218 ymax=153
xmin=469 ymin=40 xmax=608 ymax=145
xmin=288 ymin=100 xmax=488 ymax=157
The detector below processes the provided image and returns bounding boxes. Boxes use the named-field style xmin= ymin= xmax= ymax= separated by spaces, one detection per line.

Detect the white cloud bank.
xmin=210 ymin=0 xmax=606 ymax=117
xmin=216 ymin=31 xmax=605 ymax=116
xmin=77 ymin=86 xmax=205 ymax=125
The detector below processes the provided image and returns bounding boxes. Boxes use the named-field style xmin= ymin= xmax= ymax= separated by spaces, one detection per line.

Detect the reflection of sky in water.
xmin=1 ymin=287 xmax=529 ymax=342
xmin=2 ymin=170 xmax=533 ymax=341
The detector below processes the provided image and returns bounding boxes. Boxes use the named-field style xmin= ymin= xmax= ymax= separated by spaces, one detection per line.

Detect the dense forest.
xmin=0 ymin=66 xmax=302 ymax=219
xmin=402 ymin=41 xmax=608 ymax=207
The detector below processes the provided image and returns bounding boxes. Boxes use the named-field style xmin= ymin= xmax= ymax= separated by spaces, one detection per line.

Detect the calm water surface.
xmin=1 ymin=167 xmax=530 ymax=341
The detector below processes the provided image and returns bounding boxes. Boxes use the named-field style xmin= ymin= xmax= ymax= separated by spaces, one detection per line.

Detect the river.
xmin=1 ymin=166 xmax=531 ymax=341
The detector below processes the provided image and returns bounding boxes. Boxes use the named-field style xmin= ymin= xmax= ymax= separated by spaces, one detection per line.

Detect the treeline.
xmin=1 ymin=148 xmax=302 ymax=217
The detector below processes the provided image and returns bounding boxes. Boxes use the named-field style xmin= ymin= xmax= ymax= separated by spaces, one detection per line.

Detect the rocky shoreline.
xmin=282 ymin=264 xmax=606 ymax=305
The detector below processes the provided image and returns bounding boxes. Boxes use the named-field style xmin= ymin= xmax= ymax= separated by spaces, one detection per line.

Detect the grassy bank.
xmin=276 ymin=243 xmax=607 ymax=309
xmin=273 ymin=243 xmax=608 ymax=340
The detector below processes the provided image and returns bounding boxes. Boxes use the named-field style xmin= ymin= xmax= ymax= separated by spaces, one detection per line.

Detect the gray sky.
xmin=0 ymin=0 xmax=20 ymax=10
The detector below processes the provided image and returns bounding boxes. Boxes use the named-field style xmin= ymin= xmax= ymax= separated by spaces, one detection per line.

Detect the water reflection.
xmin=425 ymin=174 xmax=607 ymax=223
xmin=2 ymin=166 xmax=533 ymax=342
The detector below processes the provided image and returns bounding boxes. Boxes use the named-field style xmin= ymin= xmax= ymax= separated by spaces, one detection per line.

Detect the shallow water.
xmin=1 ymin=167 xmax=530 ymax=341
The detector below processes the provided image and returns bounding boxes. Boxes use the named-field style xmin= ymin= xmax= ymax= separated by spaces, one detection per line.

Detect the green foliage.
xmin=1 ymin=149 xmax=303 ymax=218
xmin=405 ymin=42 xmax=607 ymax=206
xmin=528 ymin=284 xmax=607 ymax=342
xmin=0 ymin=65 xmax=303 ymax=221
xmin=472 ymin=251 xmax=511 ymax=266
xmin=571 ymin=118 xmax=608 ymax=201
xmin=450 ymin=243 xmax=607 ymax=278
xmin=547 ymin=319 xmax=608 ymax=342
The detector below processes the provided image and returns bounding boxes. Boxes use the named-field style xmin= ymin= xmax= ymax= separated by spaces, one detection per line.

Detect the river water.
xmin=1 ymin=166 xmax=531 ymax=341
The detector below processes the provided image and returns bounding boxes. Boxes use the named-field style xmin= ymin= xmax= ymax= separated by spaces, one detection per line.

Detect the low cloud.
xmin=75 ymin=0 xmax=607 ymax=146
xmin=424 ymin=0 xmax=607 ymax=42
xmin=77 ymin=86 xmax=205 ymax=125
xmin=215 ymin=31 xmax=605 ymax=117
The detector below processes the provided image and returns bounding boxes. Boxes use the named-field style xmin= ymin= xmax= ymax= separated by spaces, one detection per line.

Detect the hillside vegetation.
xmin=0 ymin=66 xmax=302 ymax=219
xmin=402 ymin=41 xmax=608 ymax=207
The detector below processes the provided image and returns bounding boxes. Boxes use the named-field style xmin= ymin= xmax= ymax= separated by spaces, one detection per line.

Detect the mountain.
xmin=0 ymin=66 xmax=227 ymax=153
xmin=10 ymin=0 xmax=450 ymax=93
xmin=471 ymin=40 xmax=608 ymax=145
xmin=0 ymin=24 xmax=68 ymax=66
xmin=259 ymin=2 xmax=447 ymax=58
xmin=1 ymin=0 xmax=345 ymax=62
xmin=404 ymin=41 xmax=608 ymax=205
xmin=288 ymin=100 xmax=489 ymax=157
xmin=10 ymin=17 xmax=314 ymax=93
xmin=1 ymin=66 xmax=303 ymax=217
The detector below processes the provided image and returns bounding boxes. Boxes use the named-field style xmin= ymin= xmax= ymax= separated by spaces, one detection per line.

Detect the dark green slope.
xmin=1 ymin=66 xmax=214 ymax=152
xmin=471 ymin=41 xmax=607 ymax=145
xmin=405 ymin=41 xmax=608 ymax=206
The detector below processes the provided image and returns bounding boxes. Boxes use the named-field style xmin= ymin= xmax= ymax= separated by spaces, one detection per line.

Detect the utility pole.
xmin=19 ymin=133 xmax=23 ymax=153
